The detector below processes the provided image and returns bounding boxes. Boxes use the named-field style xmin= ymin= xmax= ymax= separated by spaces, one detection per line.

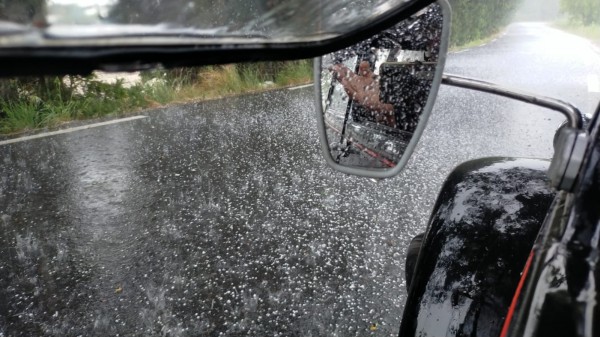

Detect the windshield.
xmin=0 ymin=0 xmax=416 ymax=46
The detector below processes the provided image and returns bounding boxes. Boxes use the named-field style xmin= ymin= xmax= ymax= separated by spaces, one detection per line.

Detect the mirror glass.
xmin=317 ymin=2 xmax=445 ymax=172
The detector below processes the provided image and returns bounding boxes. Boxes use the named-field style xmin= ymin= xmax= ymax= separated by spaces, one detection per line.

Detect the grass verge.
xmin=0 ymin=60 xmax=313 ymax=135
xmin=449 ymin=30 xmax=505 ymax=53
xmin=554 ymin=20 xmax=600 ymax=45
xmin=171 ymin=61 xmax=313 ymax=102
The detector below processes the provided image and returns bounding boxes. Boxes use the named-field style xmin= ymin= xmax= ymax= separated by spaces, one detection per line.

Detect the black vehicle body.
xmin=399 ymin=158 xmax=555 ymax=336
xmin=399 ymin=106 xmax=600 ymax=337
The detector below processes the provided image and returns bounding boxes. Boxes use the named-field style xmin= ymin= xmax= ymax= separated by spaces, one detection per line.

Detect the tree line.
xmin=560 ymin=0 xmax=600 ymax=25
xmin=447 ymin=0 xmax=520 ymax=46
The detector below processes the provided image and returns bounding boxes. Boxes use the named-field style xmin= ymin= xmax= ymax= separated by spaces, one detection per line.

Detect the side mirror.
xmin=314 ymin=0 xmax=450 ymax=178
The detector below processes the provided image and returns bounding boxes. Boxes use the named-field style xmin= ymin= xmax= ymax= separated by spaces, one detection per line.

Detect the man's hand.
xmin=330 ymin=61 xmax=395 ymax=126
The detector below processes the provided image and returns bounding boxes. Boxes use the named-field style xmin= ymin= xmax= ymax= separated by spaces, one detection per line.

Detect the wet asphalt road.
xmin=1 ymin=23 xmax=599 ymax=336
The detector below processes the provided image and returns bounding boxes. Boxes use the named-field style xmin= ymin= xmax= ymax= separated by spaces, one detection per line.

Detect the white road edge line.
xmin=450 ymin=48 xmax=470 ymax=54
xmin=288 ymin=84 xmax=314 ymax=90
xmin=0 ymin=115 xmax=148 ymax=146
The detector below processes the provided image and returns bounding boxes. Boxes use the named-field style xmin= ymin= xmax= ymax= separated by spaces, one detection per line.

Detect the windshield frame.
xmin=0 ymin=0 xmax=435 ymax=77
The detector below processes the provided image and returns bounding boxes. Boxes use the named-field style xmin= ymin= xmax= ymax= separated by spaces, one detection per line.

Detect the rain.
xmin=0 ymin=91 xmax=422 ymax=336
xmin=1 ymin=0 xmax=599 ymax=336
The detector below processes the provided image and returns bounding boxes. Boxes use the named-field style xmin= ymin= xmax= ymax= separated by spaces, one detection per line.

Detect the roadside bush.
xmin=0 ymin=100 xmax=44 ymax=132
xmin=275 ymin=60 xmax=312 ymax=86
xmin=141 ymin=68 xmax=199 ymax=88
xmin=560 ymin=0 xmax=600 ymax=25
xmin=0 ymin=60 xmax=314 ymax=134
xmin=449 ymin=0 xmax=521 ymax=46
xmin=0 ymin=75 xmax=153 ymax=133
xmin=236 ymin=62 xmax=286 ymax=83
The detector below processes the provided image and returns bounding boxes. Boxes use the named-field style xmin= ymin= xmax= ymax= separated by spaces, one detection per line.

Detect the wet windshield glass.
xmin=0 ymin=0 xmax=414 ymax=45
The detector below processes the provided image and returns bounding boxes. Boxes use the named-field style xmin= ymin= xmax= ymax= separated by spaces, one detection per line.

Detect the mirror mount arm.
xmin=441 ymin=74 xmax=584 ymax=130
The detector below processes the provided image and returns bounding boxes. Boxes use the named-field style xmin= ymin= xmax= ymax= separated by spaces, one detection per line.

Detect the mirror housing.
xmin=314 ymin=0 xmax=450 ymax=178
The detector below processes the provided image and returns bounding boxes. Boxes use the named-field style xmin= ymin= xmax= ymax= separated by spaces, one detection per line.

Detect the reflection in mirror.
xmin=318 ymin=2 xmax=444 ymax=171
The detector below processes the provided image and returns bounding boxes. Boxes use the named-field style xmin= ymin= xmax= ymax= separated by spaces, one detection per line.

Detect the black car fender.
xmin=399 ymin=157 xmax=556 ymax=337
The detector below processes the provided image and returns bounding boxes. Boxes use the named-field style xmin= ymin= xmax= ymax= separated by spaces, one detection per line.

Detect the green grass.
xmin=554 ymin=20 xmax=600 ymax=44
xmin=142 ymin=81 xmax=175 ymax=105
xmin=220 ymin=64 xmax=264 ymax=94
xmin=0 ymin=61 xmax=315 ymax=134
xmin=0 ymin=100 xmax=44 ymax=132
xmin=168 ymin=62 xmax=312 ymax=102
xmin=275 ymin=60 xmax=313 ymax=86
xmin=449 ymin=30 xmax=504 ymax=52
xmin=0 ymin=79 xmax=155 ymax=134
